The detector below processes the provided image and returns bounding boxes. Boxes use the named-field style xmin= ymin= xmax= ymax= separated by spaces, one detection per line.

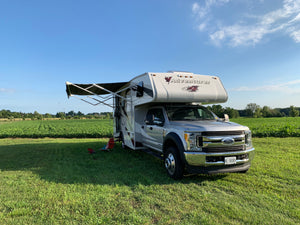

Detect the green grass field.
xmin=1 ymin=117 xmax=300 ymax=138
xmin=231 ymin=117 xmax=300 ymax=137
xmin=0 ymin=118 xmax=299 ymax=224
xmin=0 ymin=119 xmax=113 ymax=138
xmin=0 ymin=138 xmax=299 ymax=224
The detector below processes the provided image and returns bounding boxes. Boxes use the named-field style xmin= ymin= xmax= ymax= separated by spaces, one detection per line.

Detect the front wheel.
xmin=164 ymin=146 xmax=183 ymax=180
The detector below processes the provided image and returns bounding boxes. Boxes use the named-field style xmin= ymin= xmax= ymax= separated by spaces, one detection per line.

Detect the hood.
xmin=168 ymin=120 xmax=248 ymax=132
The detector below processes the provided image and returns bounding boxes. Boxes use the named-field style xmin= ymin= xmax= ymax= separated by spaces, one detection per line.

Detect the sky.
xmin=0 ymin=0 xmax=300 ymax=114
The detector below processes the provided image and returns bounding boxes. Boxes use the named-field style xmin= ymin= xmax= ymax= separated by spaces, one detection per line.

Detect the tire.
xmin=164 ymin=146 xmax=184 ymax=180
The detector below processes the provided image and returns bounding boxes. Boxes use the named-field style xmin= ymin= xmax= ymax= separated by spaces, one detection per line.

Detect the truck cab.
xmin=141 ymin=104 xmax=254 ymax=179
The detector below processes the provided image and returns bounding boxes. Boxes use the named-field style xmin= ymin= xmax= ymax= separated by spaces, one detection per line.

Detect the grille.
xmin=197 ymin=130 xmax=247 ymax=153
xmin=202 ymin=145 xmax=245 ymax=153
xmin=202 ymin=130 xmax=244 ymax=136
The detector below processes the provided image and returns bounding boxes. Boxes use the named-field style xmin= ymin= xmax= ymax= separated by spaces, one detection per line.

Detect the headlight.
xmin=245 ymin=130 xmax=252 ymax=148
xmin=184 ymin=132 xmax=199 ymax=151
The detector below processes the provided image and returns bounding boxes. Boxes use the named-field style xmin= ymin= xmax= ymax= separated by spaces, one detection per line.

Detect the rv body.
xmin=66 ymin=71 xmax=255 ymax=179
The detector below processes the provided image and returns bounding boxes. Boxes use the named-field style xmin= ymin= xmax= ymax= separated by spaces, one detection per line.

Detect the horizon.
xmin=0 ymin=103 xmax=299 ymax=115
xmin=1 ymin=0 xmax=300 ymax=114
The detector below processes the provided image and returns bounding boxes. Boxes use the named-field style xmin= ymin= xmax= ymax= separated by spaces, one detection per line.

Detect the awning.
xmin=65 ymin=81 xmax=130 ymax=108
xmin=66 ymin=82 xmax=128 ymax=97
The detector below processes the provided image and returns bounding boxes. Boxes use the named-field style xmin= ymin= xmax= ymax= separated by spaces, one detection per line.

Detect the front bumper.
xmin=184 ymin=147 xmax=255 ymax=167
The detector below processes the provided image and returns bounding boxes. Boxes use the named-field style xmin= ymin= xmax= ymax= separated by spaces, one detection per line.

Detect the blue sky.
xmin=0 ymin=0 xmax=300 ymax=114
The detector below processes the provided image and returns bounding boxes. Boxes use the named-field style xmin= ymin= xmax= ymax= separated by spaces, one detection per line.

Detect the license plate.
xmin=225 ymin=156 xmax=236 ymax=165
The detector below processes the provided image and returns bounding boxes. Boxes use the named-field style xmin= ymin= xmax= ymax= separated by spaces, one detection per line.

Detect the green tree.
xmin=224 ymin=107 xmax=239 ymax=118
xmin=245 ymin=103 xmax=260 ymax=117
xmin=66 ymin=111 xmax=76 ymax=117
xmin=33 ymin=111 xmax=43 ymax=120
xmin=208 ymin=105 xmax=224 ymax=117
xmin=253 ymin=107 xmax=263 ymax=118
xmin=56 ymin=112 xmax=66 ymax=119
xmin=289 ymin=105 xmax=299 ymax=117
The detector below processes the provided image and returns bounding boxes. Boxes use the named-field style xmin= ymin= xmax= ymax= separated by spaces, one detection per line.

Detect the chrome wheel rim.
xmin=165 ymin=153 xmax=176 ymax=175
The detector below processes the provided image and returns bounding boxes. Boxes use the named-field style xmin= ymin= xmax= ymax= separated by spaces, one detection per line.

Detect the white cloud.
xmin=192 ymin=0 xmax=230 ymax=19
xmin=289 ymin=29 xmax=300 ymax=41
xmin=192 ymin=2 xmax=200 ymax=14
xmin=0 ymin=88 xmax=15 ymax=94
xmin=197 ymin=22 xmax=207 ymax=31
xmin=192 ymin=0 xmax=300 ymax=46
xmin=210 ymin=25 xmax=267 ymax=47
xmin=230 ymin=79 xmax=300 ymax=94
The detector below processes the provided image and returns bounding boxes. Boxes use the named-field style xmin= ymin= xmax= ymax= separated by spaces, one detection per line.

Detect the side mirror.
xmin=224 ymin=114 xmax=229 ymax=122
xmin=136 ymin=81 xmax=144 ymax=97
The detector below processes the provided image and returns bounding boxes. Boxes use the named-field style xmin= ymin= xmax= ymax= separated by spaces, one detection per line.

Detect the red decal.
xmin=187 ymin=86 xmax=199 ymax=92
xmin=165 ymin=76 xmax=172 ymax=83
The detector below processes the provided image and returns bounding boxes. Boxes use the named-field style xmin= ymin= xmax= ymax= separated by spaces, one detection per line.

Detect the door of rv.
xmin=144 ymin=108 xmax=165 ymax=151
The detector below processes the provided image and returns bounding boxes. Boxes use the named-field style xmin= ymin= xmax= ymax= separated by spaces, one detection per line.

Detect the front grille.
xmin=203 ymin=145 xmax=245 ymax=153
xmin=197 ymin=130 xmax=246 ymax=153
xmin=202 ymin=130 xmax=244 ymax=136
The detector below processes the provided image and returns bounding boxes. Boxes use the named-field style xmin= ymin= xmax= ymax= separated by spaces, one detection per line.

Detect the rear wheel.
xmin=164 ymin=146 xmax=183 ymax=180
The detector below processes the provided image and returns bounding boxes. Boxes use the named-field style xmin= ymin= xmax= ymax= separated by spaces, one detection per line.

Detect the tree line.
xmin=207 ymin=103 xmax=299 ymax=118
xmin=0 ymin=104 xmax=299 ymax=120
xmin=0 ymin=110 xmax=113 ymax=120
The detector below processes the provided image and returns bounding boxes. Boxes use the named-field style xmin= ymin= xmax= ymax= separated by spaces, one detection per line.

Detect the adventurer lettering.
xmin=165 ymin=77 xmax=210 ymax=85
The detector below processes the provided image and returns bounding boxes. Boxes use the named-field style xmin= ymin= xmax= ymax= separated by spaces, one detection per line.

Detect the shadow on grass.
xmin=0 ymin=139 xmax=225 ymax=186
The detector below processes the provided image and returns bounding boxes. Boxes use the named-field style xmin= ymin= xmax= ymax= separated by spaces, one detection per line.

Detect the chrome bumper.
xmin=184 ymin=148 xmax=255 ymax=167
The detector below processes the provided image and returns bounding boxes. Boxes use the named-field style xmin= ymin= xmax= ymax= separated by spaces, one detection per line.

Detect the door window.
xmin=146 ymin=109 xmax=165 ymax=126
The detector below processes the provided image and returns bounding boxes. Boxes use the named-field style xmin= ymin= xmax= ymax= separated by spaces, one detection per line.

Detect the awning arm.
xmin=66 ymin=82 xmax=132 ymax=108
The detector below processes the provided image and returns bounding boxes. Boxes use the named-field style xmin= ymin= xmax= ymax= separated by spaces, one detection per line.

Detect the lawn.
xmin=231 ymin=117 xmax=300 ymax=137
xmin=0 ymin=138 xmax=299 ymax=224
xmin=0 ymin=119 xmax=113 ymax=138
xmin=1 ymin=117 xmax=300 ymax=138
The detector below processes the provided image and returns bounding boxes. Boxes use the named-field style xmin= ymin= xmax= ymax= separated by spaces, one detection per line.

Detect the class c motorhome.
xmin=66 ymin=71 xmax=254 ymax=179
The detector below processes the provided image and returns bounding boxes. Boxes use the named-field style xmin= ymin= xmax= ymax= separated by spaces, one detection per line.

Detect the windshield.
xmin=166 ymin=105 xmax=216 ymax=121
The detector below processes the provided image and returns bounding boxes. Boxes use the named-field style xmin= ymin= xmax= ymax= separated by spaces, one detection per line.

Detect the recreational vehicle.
xmin=66 ymin=72 xmax=255 ymax=179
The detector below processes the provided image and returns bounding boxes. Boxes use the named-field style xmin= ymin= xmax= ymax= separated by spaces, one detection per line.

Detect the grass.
xmin=0 ymin=119 xmax=113 ymax=138
xmin=0 ymin=138 xmax=299 ymax=224
xmin=231 ymin=117 xmax=300 ymax=137
xmin=1 ymin=117 xmax=300 ymax=138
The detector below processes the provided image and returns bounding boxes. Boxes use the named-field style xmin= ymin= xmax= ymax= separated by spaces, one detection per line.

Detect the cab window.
xmin=145 ymin=108 xmax=165 ymax=126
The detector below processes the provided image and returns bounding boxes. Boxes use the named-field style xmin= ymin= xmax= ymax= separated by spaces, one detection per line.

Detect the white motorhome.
xmin=66 ymin=71 xmax=254 ymax=179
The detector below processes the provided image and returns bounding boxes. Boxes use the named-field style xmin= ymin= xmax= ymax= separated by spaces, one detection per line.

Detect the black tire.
xmin=164 ymin=146 xmax=184 ymax=180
